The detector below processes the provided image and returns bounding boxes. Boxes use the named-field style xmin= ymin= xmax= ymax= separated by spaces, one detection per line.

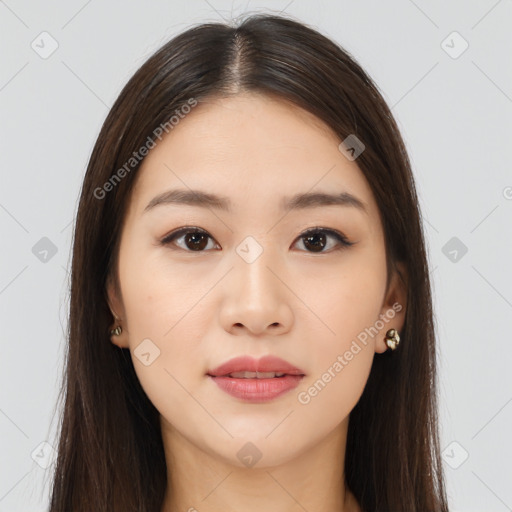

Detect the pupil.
xmin=186 ymin=233 xmax=207 ymax=251
xmin=304 ymin=233 xmax=326 ymax=252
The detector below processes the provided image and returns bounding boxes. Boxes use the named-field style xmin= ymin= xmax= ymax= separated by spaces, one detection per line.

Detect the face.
xmin=107 ymin=92 xmax=407 ymax=468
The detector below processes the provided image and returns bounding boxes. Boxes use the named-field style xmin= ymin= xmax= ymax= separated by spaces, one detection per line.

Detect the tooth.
xmin=229 ymin=371 xmax=258 ymax=378
xmin=228 ymin=371 xmax=285 ymax=379
xmin=257 ymin=372 xmax=277 ymax=379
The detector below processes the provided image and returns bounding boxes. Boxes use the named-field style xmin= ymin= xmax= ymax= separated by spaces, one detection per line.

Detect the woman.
xmin=49 ymin=13 xmax=448 ymax=512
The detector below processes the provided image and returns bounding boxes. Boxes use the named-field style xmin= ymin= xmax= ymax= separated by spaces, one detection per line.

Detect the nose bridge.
xmin=235 ymin=234 xmax=280 ymax=303
xmin=219 ymin=234 xmax=292 ymax=335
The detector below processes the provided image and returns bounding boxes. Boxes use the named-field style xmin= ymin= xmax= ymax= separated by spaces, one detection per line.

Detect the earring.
xmin=109 ymin=308 xmax=122 ymax=336
xmin=110 ymin=325 xmax=122 ymax=336
xmin=384 ymin=328 xmax=400 ymax=350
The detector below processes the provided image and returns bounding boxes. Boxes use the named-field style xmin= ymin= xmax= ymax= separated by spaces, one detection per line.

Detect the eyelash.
xmin=160 ymin=226 xmax=355 ymax=253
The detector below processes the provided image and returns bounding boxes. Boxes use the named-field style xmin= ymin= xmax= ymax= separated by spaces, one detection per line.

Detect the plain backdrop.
xmin=1 ymin=1 xmax=511 ymax=511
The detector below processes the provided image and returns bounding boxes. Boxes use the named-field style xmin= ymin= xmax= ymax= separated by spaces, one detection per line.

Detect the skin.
xmin=107 ymin=92 xmax=407 ymax=512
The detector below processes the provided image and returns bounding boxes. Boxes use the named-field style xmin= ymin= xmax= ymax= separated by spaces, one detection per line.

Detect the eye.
xmin=160 ymin=226 xmax=354 ymax=253
xmin=292 ymin=227 xmax=354 ymax=253
xmin=160 ymin=227 xmax=219 ymax=252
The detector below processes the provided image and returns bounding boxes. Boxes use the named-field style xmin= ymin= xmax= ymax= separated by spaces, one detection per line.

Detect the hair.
xmin=48 ymin=12 xmax=448 ymax=512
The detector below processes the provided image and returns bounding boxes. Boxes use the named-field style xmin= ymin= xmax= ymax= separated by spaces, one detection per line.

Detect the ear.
xmin=106 ymin=274 xmax=129 ymax=348
xmin=374 ymin=261 xmax=408 ymax=354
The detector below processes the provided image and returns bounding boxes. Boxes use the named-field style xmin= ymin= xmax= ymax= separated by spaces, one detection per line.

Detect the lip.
xmin=207 ymin=355 xmax=305 ymax=403
xmin=207 ymin=355 xmax=305 ymax=377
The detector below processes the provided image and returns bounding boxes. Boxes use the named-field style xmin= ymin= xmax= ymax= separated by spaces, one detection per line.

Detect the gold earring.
xmin=384 ymin=328 xmax=400 ymax=350
xmin=110 ymin=325 xmax=122 ymax=336
xmin=109 ymin=308 xmax=122 ymax=336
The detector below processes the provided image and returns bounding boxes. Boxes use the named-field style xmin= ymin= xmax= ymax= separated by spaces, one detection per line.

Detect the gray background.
xmin=1 ymin=1 xmax=511 ymax=511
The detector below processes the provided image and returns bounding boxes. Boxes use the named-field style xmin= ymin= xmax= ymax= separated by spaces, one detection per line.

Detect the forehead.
xmin=129 ymin=92 xmax=378 ymax=221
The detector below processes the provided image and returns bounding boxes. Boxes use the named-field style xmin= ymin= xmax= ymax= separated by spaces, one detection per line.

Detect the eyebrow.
xmin=143 ymin=188 xmax=368 ymax=215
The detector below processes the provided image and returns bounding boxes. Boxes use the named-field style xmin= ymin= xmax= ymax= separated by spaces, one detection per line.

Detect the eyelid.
xmin=299 ymin=226 xmax=354 ymax=248
xmin=160 ymin=226 xmax=219 ymax=248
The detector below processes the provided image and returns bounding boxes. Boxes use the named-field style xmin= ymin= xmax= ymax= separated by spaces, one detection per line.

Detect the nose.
xmin=218 ymin=243 xmax=293 ymax=337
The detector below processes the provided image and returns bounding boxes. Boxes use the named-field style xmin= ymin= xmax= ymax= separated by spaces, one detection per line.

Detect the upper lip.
xmin=207 ymin=355 xmax=305 ymax=377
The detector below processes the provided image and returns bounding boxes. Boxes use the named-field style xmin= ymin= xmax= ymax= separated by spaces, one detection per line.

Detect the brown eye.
xmin=161 ymin=228 xmax=218 ymax=252
xmin=293 ymin=228 xmax=354 ymax=253
xmin=161 ymin=226 xmax=353 ymax=254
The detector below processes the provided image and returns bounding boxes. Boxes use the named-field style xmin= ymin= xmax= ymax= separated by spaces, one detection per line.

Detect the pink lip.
xmin=207 ymin=355 xmax=305 ymax=403
xmin=208 ymin=355 xmax=305 ymax=376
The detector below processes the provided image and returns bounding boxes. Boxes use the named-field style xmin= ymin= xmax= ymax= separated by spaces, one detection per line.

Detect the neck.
xmin=159 ymin=416 xmax=360 ymax=512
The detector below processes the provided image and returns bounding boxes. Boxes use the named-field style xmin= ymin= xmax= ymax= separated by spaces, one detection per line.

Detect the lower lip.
xmin=208 ymin=375 xmax=304 ymax=403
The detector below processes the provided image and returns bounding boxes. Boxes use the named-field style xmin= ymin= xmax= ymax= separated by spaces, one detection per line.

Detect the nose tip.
xmin=219 ymin=249 xmax=293 ymax=336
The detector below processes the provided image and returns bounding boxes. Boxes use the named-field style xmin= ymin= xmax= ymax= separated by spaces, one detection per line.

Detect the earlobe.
xmin=375 ymin=262 xmax=408 ymax=354
xmin=105 ymin=275 xmax=129 ymax=348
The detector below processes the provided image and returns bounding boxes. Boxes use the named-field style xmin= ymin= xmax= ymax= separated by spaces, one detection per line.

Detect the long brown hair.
xmin=48 ymin=13 xmax=448 ymax=511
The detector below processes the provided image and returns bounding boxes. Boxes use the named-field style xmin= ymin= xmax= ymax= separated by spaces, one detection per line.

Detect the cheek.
xmin=296 ymin=341 xmax=374 ymax=433
xmin=292 ymin=249 xmax=386 ymax=413
xmin=120 ymin=240 xmax=207 ymax=340
xmin=299 ymin=248 xmax=387 ymax=348
xmin=122 ymin=273 xmax=210 ymax=433
xmin=117 ymin=246 xmax=209 ymax=395
xmin=122 ymin=270 xmax=209 ymax=371
xmin=295 ymin=284 xmax=382 ymax=424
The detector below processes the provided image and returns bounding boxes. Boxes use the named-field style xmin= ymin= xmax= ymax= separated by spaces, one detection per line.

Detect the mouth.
xmin=206 ymin=355 xmax=305 ymax=403
xmin=207 ymin=354 xmax=305 ymax=378
xmin=209 ymin=371 xmax=300 ymax=379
